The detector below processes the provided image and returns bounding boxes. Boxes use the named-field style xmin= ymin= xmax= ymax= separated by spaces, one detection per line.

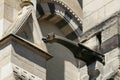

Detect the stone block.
xmin=83 ymin=36 xmax=99 ymax=50
xmin=103 ymin=62 xmax=113 ymax=75
xmin=111 ymin=58 xmax=119 ymax=71
xmin=83 ymin=11 xmax=98 ymax=32
xmin=80 ymin=74 xmax=89 ymax=80
xmin=102 ymin=60 xmax=119 ymax=80
xmin=105 ymin=0 xmax=120 ymax=19
xmin=0 ymin=42 xmax=12 ymax=67
xmin=102 ymin=23 xmax=118 ymax=42
xmin=4 ymin=0 xmax=21 ymax=10
xmin=11 ymin=41 xmax=47 ymax=79
xmin=83 ymin=0 xmax=120 ymax=32
xmin=84 ymin=0 xmax=102 ymax=17
xmin=3 ymin=19 xmax=11 ymax=33
xmin=80 ymin=66 xmax=88 ymax=77
xmin=83 ymin=0 xmax=93 ymax=6
xmin=97 ymin=7 xmax=105 ymax=24
xmin=105 ymin=48 xmax=119 ymax=62
xmin=4 ymin=4 xmax=13 ymax=22
xmin=0 ymin=19 xmax=4 ymax=38
xmin=0 ymin=63 xmax=13 ymax=79
xmin=61 ymin=25 xmax=73 ymax=36
xmin=2 ymin=74 xmax=16 ymax=80
xmin=0 ymin=3 xmax=4 ymax=19
xmin=0 ymin=19 xmax=11 ymax=38
xmin=64 ymin=61 xmax=79 ymax=80
xmin=13 ymin=9 xmax=19 ymax=21
xmin=84 ymin=0 xmax=113 ymax=17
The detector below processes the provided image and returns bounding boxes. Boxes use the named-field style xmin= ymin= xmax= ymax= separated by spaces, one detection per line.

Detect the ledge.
xmin=80 ymin=10 xmax=120 ymax=43
xmin=0 ymin=34 xmax=52 ymax=60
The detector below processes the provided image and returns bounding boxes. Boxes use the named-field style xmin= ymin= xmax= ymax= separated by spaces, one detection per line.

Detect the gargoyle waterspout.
xmin=42 ymin=33 xmax=105 ymax=65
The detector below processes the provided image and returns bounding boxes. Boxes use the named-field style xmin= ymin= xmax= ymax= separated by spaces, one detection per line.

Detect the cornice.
xmin=80 ymin=10 xmax=120 ymax=43
xmin=0 ymin=34 xmax=52 ymax=60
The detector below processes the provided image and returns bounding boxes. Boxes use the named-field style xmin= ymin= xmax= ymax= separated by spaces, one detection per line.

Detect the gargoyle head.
xmin=42 ymin=33 xmax=55 ymax=43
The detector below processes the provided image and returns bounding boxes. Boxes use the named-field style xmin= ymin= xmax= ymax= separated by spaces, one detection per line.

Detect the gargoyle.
xmin=42 ymin=33 xmax=105 ymax=65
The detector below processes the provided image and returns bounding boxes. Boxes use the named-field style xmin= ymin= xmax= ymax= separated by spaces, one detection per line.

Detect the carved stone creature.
xmin=42 ymin=33 xmax=105 ymax=65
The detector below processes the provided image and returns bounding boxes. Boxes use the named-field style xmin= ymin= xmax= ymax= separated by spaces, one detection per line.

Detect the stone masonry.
xmin=0 ymin=0 xmax=120 ymax=80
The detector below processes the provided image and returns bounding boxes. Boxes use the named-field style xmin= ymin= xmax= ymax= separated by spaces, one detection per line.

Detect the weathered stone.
xmin=0 ymin=0 xmax=120 ymax=80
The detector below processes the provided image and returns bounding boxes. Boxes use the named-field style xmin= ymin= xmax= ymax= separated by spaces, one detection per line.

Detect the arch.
xmin=37 ymin=0 xmax=82 ymax=23
xmin=37 ymin=1 xmax=83 ymax=41
xmin=36 ymin=2 xmax=84 ymax=79
xmin=39 ymin=20 xmax=79 ymax=80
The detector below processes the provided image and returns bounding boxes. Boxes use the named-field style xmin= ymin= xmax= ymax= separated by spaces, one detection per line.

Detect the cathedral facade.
xmin=0 ymin=0 xmax=120 ymax=80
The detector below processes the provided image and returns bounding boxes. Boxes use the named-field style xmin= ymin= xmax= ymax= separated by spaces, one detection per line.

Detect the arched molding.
xmin=37 ymin=1 xmax=83 ymax=41
xmin=37 ymin=0 xmax=82 ymax=24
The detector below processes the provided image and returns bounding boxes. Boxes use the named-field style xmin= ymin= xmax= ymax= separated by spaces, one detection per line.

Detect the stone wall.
xmin=82 ymin=0 xmax=120 ymax=80
xmin=0 ymin=42 xmax=15 ymax=80
xmin=0 ymin=0 xmax=21 ymax=38
xmin=11 ymin=41 xmax=46 ymax=80
xmin=83 ymin=0 xmax=120 ymax=32
xmin=0 ymin=0 xmax=120 ymax=80
xmin=0 ymin=39 xmax=47 ymax=80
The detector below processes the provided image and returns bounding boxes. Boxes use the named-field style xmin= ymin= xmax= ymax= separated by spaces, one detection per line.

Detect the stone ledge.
xmin=0 ymin=34 xmax=52 ymax=60
xmin=80 ymin=10 xmax=120 ymax=43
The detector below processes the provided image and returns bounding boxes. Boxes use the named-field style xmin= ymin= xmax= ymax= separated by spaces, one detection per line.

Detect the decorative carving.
xmin=13 ymin=64 xmax=43 ymax=80
xmin=38 ymin=0 xmax=82 ymax=25
xmin=42 ymin=33 xmax=105 ymax=65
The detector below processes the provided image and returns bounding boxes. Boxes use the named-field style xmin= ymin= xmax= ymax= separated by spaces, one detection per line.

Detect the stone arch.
xmin=37 ymin=1 xmax=82 ymax=41
xmin=39 ymin=19 xmax=79 ymax=80
xmin=37 ymin=0 xmax=82 ymax=23
xmin=36 ymin=1 xmax=83 ymax=80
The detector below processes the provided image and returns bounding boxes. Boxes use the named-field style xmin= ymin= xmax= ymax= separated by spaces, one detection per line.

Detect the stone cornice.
xmin=80 ymin=10 xmax=120 ymax=43
xmin=0 ymin=34 xmax=52 ymax=60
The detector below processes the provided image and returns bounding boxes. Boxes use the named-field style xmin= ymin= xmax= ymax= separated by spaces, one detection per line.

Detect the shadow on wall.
xmin=39 ymin=20 xmax=79 ymax=80
xmin=12 ymin=41 xmax=46 ymax=68
xmin=46 ymin=43 xmax=78 ymax=80
xmin=78 ymin=0 xmax=83 ymax=9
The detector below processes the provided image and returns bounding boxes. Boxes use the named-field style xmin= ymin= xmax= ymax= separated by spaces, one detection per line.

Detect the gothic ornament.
xmin=42 ymin=33 xmax=105 ymax=65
